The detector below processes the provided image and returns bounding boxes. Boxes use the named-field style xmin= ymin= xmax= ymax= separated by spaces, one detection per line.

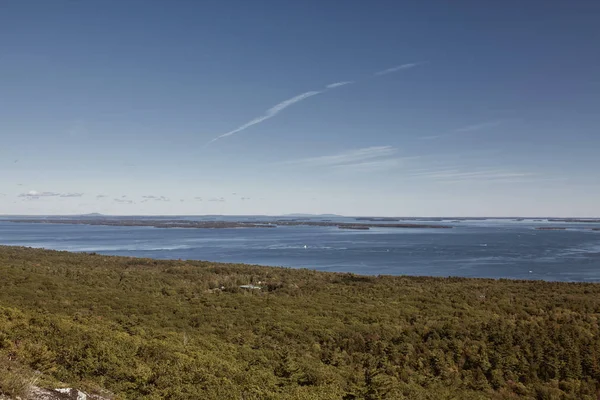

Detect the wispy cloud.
xmin=205 ymin=63 xmax=420 ymax=146
xmin=194 ymin=197 xmax=203 ymax=201
xmin=114 ymin=198 xmax=134 ymax=204
xmin=241 ymin=197 xmax=251 ymax=201
xmin=19 ymin=191 xmax=60 ymax=199
xmin=421 ymin=120 xmax=504 ymax=140
xmin=404 ymin=167 xmax=537 ymax=183
xmin=326 ymin=81 xmax=354 ymax=89
xmin=208 ymin=197 xmax=225 ymax=202
xmin=454 ymin=121 xmax=504 ymax=133
xmin=374 ymin=63 xmax=420 ymax=76
xmin=331 ymin=157 xmax=419 ymax=173
xmin=283 ymin=146 xmax=398 ymax=168
xmin=60 ymin=193 xmax=83 ymax=198
xmin=96 ymin=194 xmax=108 ymax=199
xmin=281 ymin=146 xmax=420 ymax=173
xmin=141 ymin=195 xmax=170 ymax=202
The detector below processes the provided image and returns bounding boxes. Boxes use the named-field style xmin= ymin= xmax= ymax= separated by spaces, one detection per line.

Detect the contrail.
xmin=205 ymin=90 xmax=321 ymax=146
xmin=205 ymin=63 xmax=420 ymax=146
xmin=374 ymin=63 xmax=419 ymax=76
xmin=326 ymin=81 xmax=354 ymax=89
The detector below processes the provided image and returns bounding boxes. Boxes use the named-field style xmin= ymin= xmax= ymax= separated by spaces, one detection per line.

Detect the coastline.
xmin=6 ymin=218 xmax=453 ymax=230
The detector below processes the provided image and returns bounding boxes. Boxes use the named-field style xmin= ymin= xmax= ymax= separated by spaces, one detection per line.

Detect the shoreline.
xmin=3 ymin=244 xmax=598 ymax=285
xmin=6 ymin=218 xmax=453 ymax=230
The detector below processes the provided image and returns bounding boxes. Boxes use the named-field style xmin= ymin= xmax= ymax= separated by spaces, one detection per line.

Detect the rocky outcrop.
xmin=22 ymin=387 xmax=110 ymax=400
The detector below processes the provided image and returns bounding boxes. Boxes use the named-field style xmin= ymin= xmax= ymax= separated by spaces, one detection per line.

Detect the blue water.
xmin=1 ymin=218 xmax=600 ymax=282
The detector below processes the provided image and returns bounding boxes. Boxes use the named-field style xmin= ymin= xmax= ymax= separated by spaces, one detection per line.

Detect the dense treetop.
xmin=1 ymin=246 xmax=600 ymax=399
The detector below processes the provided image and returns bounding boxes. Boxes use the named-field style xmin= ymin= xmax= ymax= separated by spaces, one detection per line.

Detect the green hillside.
xmin=1 ymin=246 xmax=599 ymax=399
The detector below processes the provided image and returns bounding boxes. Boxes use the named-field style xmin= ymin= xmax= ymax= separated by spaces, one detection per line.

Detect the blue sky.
xmin=1 ymin=0 xmax=599 ymax=216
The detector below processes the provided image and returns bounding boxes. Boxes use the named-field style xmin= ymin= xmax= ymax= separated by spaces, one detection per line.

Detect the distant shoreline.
xmin=6 ymin=218 xmax=453 ymax=230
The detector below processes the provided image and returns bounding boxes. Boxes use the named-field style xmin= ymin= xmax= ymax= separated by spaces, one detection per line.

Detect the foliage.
xmin=1 ymin=246 xmax=600 ymax=399
xmin=0 ymin=357 xmax=37 ymax=399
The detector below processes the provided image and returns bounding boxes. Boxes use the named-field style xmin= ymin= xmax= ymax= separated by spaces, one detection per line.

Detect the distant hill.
xmin=283 ymin=213 xmax=343 ymax=217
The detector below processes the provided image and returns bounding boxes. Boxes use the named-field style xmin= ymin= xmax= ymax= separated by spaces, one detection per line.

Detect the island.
xmin=7 ymin=218 xmax=453 ymax=230
xmin=355 ymin=217 xmax=401 ymax=222
xmin=338 ymin=225 xmax=370 ymax=230
xmin=548 ymin=218 xmax=600 ymax=223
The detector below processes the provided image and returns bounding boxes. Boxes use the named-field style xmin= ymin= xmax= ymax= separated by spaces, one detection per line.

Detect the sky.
xmin=1 ymin=0 xmax=599 ymax=217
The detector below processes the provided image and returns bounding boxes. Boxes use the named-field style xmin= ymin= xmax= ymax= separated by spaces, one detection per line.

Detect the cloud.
xmin=208 ymin=197 xmax=225 ymax=202
xmin=404 ymin=168 xmax=537 ymax=182
xmin=326 ymin=81 xmax=354 ymax=89
xmin=241 ymin=197 xmax=251 ymax=201
xmin=205 ymin=90 xmax=321 ymax=145
xmin=331 ymin=157 xmax=419 ymax=173
xmin=421 ymin=120 xmax=504 ymax=140
xmin=114 ymin=198 xmax=134 ymax=204
xmin=194 ymin=197 xmax=203 ymax=201
xmin=18 ymin=191 xmax=85 ymax=199
xmin=96 ymin=195 xmax=108 ymax=199
xmin=60 ymin=193 xmax=84 ymax=198
xmin=374 ymin=63 xmax=420 ymax=76
xmin=141 ymin=195 xmax=170 ymax=202
xmin=18 ymin=190 xmax=60 ymax=199
xmin=282 ymin=146 xmax=398 ymax=168
xmin=180 ymin=199 xmax=185 ymax=202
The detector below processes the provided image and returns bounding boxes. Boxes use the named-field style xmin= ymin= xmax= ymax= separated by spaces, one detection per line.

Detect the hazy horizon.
xmin=2 ymin=213 xmax=598 ymax=219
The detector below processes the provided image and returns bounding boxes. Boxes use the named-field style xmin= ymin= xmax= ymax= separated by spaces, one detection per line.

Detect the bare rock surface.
xmin=10 ymin=387 xmax=111 ymax=400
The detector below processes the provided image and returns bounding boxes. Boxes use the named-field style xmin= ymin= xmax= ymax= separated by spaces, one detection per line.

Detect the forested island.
xmin=1 ymin=246 xmax=600 ymax=399
xmin=6 ymin=219 xmax=452 ymax=230
xmin=548 ymin=219 xmax=600 ymax=223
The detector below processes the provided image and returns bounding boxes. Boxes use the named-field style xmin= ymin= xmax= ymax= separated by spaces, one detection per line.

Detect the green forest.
xmin=1 ymin=246 xmax=600 ymax=399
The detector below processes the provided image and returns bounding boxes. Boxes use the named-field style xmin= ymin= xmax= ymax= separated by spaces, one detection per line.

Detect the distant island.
xmin=338 ymin=225 xmax=371 ymax=230
xmin=283 ymin=213 xmax=343 ymax=218
xmin=548 ymin=218 xmax=600 ymax=223
xmin=7 ymin=218 xmax=453 ymax=230
xmin=355 ymin=217 xmax=401 ymax=222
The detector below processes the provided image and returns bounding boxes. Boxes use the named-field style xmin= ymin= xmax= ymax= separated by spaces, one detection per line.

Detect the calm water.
xmin=1 ymin=217 xmax=600 ymax=282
